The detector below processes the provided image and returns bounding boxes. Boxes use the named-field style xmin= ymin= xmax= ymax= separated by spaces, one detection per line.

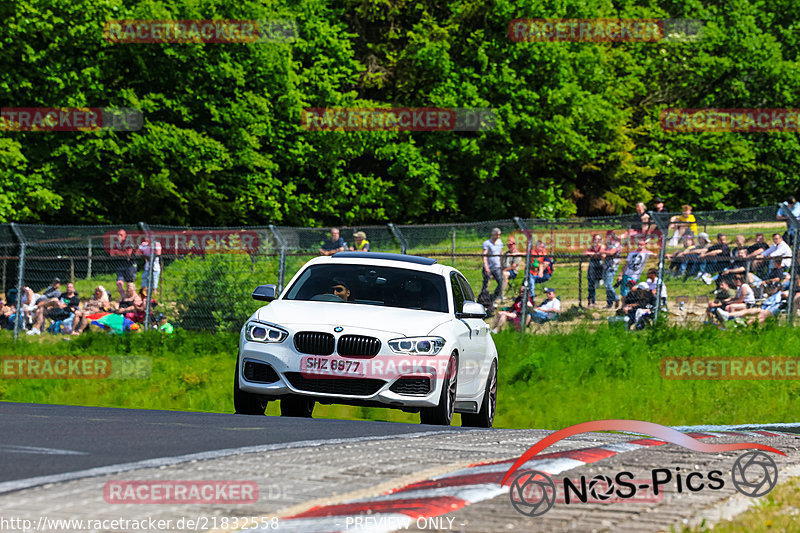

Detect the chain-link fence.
xmin=1 ymin=204 xmax=798 ymax=339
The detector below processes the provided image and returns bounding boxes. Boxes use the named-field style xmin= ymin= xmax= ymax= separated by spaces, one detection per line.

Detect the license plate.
xmin=302 ymin=357 xmax=363 ymax=376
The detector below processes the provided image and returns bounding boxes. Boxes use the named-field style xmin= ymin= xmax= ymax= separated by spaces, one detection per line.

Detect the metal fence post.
xmin=388 ymin=223 xmax=407 ymax=254
xmin=578 ymin=258 xmax=583 ymax=307
xmin=451 ymin=227 xmax=456 ymax=266
xmin=10 ymin=223 xmax=26 ymax=342
xmin=269 ymin=225 xmax=287 ymax=294
xmin=650 ymin=211 xmax=670 ymax=325
xmin=780 ymin=202 xmax=800 ymax=324
xmin=514 ymin=217 xmax=532 ymax=336
xmin=139 ymin=222 xmax=156 ymax=331
xmin=87 ymin=238 xmax=92 ymax=279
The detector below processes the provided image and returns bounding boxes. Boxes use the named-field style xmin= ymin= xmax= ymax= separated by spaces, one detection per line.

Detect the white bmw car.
xmin=234 ymin=252 xmax=498 ymax=426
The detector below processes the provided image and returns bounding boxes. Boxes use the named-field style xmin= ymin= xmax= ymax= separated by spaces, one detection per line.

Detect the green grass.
xmin=2 ymin=324 xmax=800 ymax=428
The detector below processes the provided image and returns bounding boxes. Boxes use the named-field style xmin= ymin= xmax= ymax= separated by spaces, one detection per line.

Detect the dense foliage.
xmin=2 ymin=0 xmax=800 ymax=226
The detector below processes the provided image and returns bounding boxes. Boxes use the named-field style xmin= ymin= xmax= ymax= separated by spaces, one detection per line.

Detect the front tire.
xmin=420 ymin=353 xmax=457 ymax=426
xmin=462 ymin=360 xmax=497 ymax=428
xmin=234 ymin=357 xmax=268 ymax=415
xmin=280 ymin=395 xmax=315 ymax=417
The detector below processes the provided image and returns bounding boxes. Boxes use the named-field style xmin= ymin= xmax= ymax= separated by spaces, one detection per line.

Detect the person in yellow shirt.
xmin=350 ymin=231 xmax=370 ymax=251
xmin=669 ymin=204 xmax=698 ymax=244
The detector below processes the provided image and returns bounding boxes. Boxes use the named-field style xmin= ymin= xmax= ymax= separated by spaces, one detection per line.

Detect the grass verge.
xmin=1 ymin=323 xmax=799 ymax=428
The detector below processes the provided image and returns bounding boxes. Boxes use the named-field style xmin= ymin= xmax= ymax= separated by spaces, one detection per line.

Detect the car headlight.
xmin=388 ymin=337 xmax=446 ymax=355
xmin=245 ymin=321 xmax=288 ymax=343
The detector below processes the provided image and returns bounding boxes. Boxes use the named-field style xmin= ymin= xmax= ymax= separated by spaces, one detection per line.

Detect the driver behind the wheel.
xmin=330 ymin=279 xmax=351 ymax=301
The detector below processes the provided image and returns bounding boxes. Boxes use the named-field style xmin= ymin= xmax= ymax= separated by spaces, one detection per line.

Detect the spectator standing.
xmin=531 ymin=287 xmax=561 ymax=323
xmin=349 ymin=231 xmax=370 ymax=251
xmin=500 ymin=237 xmax=523 ymax=301
xmin=645 ymin=268 xmax=668 ymax=308
xmin=583 ymin=234 xmax=604 ymax=307
xmin=653 ymin=197 xmax=666 ymax=213
xmin=137 ymin=238 xmax=162 ymax=297
xmin=602 ymin=231 xmax=622 ymax=308
xmin=319 ymin=228 xmax=347 ymax=256
xmin=777 ymin=196 xmax=800 ymax=244
xmin=617 ymin=238 xmax=652 ymax=298
xmin=110 ymin=229 xmax=137 ymax=299
xmin=481 ymin=228 xmax=504 ymax=302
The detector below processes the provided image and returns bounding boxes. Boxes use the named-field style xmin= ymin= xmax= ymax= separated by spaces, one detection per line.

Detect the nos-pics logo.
xmin=501 ymin=420 xmax=783 ymax=517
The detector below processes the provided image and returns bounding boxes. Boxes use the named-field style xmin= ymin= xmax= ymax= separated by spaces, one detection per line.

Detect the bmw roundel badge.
xmin=334 ymin=326 xmax=343 ymax=332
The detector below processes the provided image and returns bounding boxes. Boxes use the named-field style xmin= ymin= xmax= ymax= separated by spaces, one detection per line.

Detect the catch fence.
xmin=1 ymin=203 xmax=797 ymax=339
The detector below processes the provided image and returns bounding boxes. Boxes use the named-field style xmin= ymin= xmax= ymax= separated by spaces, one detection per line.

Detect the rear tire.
xmin=420 ymin=353 xmax=457 ymax=426
xmin=462 ymin=360 xmax=497 ymax=428
xmin=234 ymin=357 xmax=268 ymax=415
xmin=280 ymin=395 xmax=315 ymax=417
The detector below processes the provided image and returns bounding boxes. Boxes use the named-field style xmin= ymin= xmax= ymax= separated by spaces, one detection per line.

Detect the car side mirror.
xmin=458 ymin=301 xmax=486 ymax=319
xmin=252 ymin=284 xmax=278 ymax=302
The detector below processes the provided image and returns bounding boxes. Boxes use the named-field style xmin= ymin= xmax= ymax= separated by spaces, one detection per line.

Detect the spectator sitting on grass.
xmin=115 ymin=282 xmax=142 ymax=316
xmin=616 ymin=237 xmax=652 ymax=299
xmin=349 ymin=231 xmax=370 ymax=252
xmin=125 ymin=287 xmax=156 ymax=323
xmin=491 ymin=285 xmax=533 ymax=333
xmin=319 ymin=228 xmax=346 ymax=256
xmin=745 ymin=232 xmax=770 ymax=277
xmin=699 ymin=233 xmax=732 ymax=284
xmin=531 ymin=287 xmax=560 ymax=324
xmin=667 ymin=234 xmax=695 ymax=278
xmin=583 ymin=233 xmax=604 ymax=308
xmin=622 ymin=282 xmax=656 ymax=329
xmin=756 ymin=233 xmax=793 ymax=269
xmin=668 ymin=204 xmax=698 ymax=245
xmin=0 ymin=295 xmax=14 ymax=330
xmin=716 ymin=282 xmax=785 ymax=324
xmin=706 ymin=278 xmax=733 ymax=321
xmin=27 ymin=282 xmax=79 ymax=336
xmin=681 ymin=232 xmax=711 ymax=279
xmin=481 ymin=227 xmax=504 ymax=303
xmin=71 ymin=286 xmax=112 ymax=336
xmin=602 ymin=231 xmax=622 ymax=309
xmin=723 ymin=274 xmax=756 ymax=314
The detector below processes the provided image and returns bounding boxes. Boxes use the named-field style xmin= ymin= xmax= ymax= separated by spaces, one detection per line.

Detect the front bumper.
xmin=237 ymin=340 xmax=451 ymax=409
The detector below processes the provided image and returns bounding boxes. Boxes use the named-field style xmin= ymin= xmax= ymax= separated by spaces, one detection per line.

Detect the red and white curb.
xmin=249 ymin=430 xmax=786 ymax=533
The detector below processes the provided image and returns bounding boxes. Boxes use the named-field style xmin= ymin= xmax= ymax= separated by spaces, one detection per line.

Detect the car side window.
xmin=450 ymin=272 xmax=465 ymax=315
xmin=457 ymin=274 xmax=474 ymax=302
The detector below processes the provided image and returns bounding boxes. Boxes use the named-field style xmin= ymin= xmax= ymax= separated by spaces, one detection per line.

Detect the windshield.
xmin=284 ymin=264 xmax=448 ymax=313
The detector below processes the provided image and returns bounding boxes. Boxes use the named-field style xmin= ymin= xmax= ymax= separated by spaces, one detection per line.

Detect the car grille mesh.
xmin=337 ymin=335 xmax=381 ymax=357
xmin=293 ymin=332 xmax=335 ymax=355
xmin=284 ymin=372 xmax=386 ymax=396
xmin=243 ymin=361 xmax=279 ymax=383
xmin=389 ymin=377 xmax=432 ymax=396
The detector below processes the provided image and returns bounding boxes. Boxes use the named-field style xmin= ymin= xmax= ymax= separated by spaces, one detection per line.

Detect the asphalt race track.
xmin=0 ymin=402 xmax=461 ymax=486
xmin=2 ymin=402 xmax=800 ymax=532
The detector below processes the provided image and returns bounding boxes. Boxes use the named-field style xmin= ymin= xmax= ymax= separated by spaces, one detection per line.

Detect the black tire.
xmin=420 ymin=353 xmax=458 ymax=426
xmin=280 ymin=395 xmax=315 ymax=417
xmin=462 ymin=360 xmax=497 ymax=428
xmin=233 ymin=357 xmax=268 ymax=415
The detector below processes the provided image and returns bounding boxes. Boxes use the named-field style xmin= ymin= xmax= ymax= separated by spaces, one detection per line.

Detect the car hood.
xmin=256 ymin=300 xmax=450 ymax=337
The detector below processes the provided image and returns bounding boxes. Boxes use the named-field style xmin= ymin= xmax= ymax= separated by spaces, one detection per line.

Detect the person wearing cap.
xmin=531 ymin=287 xmax=560 ymax=324
xmin=330 ymin=279 xmax=352 ymax=302
xmin=349 ymin=231 xmax=370 ymax=252
xmin=621 ymin=282 xmax=656 ymax=328
xmin=653 ymin=197 xmax=665 ymax=212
